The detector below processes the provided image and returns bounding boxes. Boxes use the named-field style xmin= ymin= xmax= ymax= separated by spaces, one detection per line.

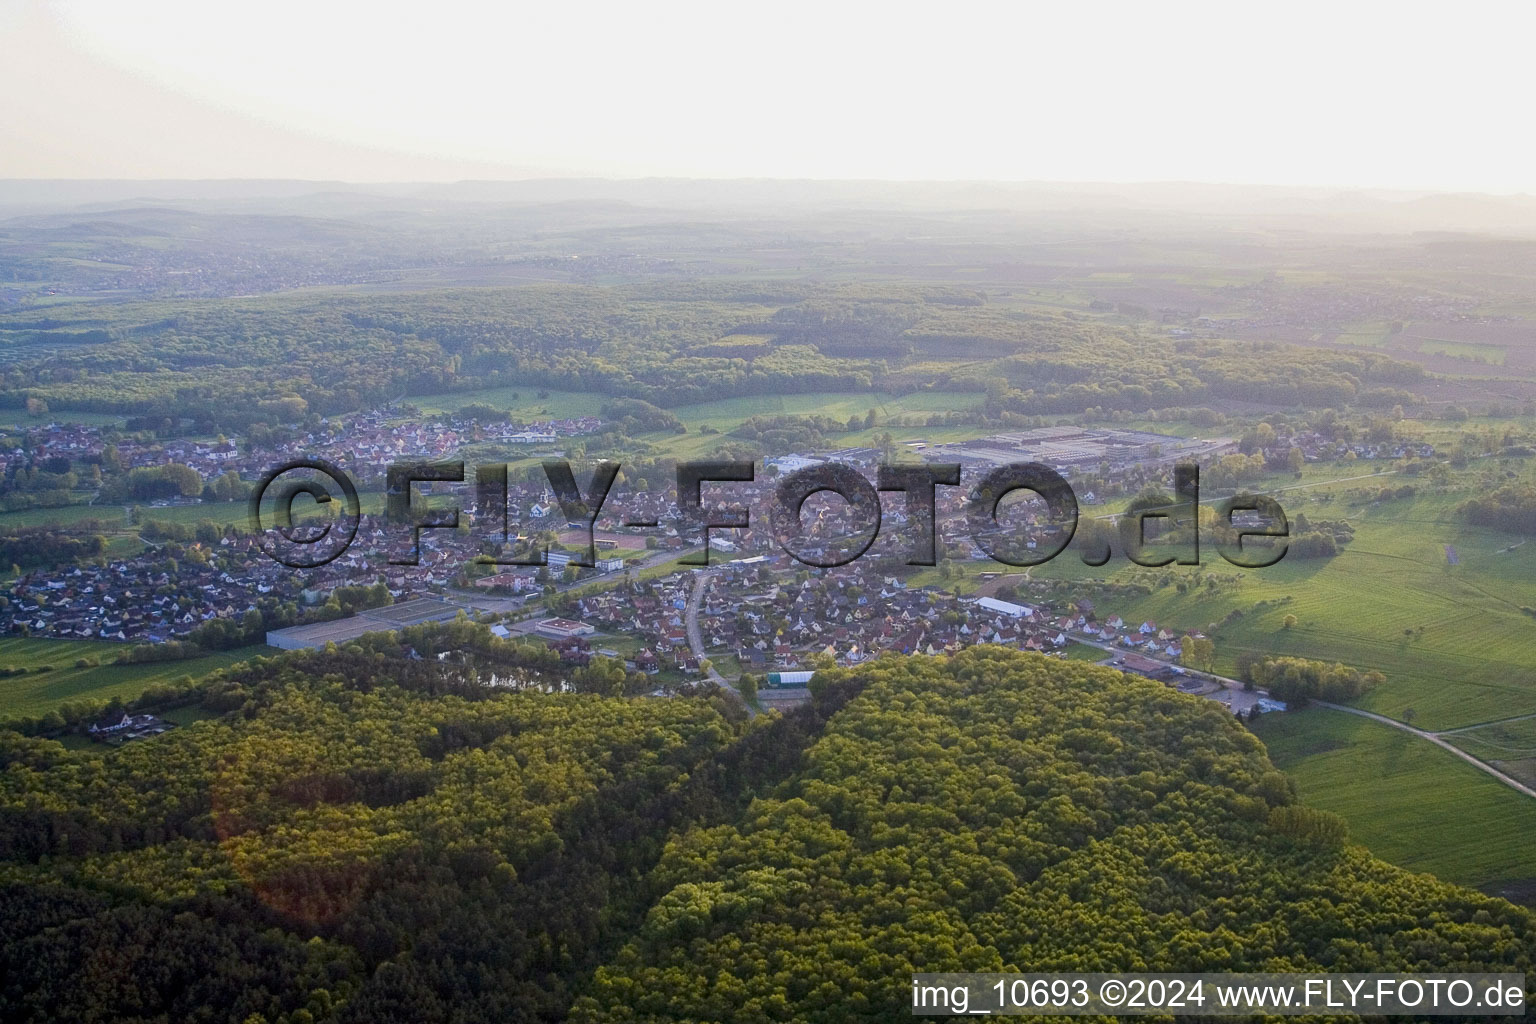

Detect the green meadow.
xmin=671 ymin=389 xmax=983 ymax=429
xmin=406 ymin=386 xmax=605 ymax=420
xmin=0 ymin=409 xmax=126 ymax=429
xmin=1330 ymin=322 xmax=1395 ymax=348
xmin=0 ymin=637 xmax=261 ymax=721
xmin=411 ymin=385 xmax=984 ymax=433
xmin=1253 ymin=708 xmax=1536 ymax=897
xmin=0 ymin=503 xmax=132 ymax=530
xmin=1415 ymin=338 xmax=1508 ymax=365
xmin=409 ymin=384 xmax=981 ymax=422
xmin=1060 ymin=640 xmax=1108 ymax=661
xmin=1445 ymin=715 xmax=1536 ymax=789
xmin=1030 ymin=475 xmax=1536 ymax=731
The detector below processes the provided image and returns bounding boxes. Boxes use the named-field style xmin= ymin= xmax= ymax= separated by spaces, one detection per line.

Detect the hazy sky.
xmin=4 ymin=0 xmax=1534 ymax=191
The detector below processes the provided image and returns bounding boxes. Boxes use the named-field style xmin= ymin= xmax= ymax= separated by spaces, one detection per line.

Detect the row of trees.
xmin=1238 ymin=654 xmax=1385 ymax=704
xmin=0 ymin=526 xmax=106 ymax=572
xmin=1460 ymin=483 xmax=1536 ymax=534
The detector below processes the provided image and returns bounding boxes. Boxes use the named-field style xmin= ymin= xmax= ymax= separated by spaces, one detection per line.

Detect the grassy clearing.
xmin=0 ymin=500 xmax=249 ymax=534
xmin=1060 ymin=641 xmax=1107 ymax=661
xmin=0 ymin=637 xmax=260 ymax=721
xmin=1253 ymin=708 xmax=1536 ymax=896
xmin=634 ymin=556 xmax=694 ymax=582
xmin=0 ymin=493 xmax=399 ymax=538
xmin=160 ymin=704 xmax=221 ymax=728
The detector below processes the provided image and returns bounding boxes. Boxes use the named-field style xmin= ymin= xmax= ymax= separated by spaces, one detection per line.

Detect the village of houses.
xmin=9 ymin=406 xmax=604 ymax=485
xmin=2 ymin=416 xmax=1421 ymax=740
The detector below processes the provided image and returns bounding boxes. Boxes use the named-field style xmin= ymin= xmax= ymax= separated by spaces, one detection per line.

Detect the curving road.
xmin=686 ymin=567 xmax=756 ymax=717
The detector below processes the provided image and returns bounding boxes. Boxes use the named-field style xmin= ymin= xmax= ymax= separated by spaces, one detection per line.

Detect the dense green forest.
xmin=0 ymin=283 xmax=1424 ymax=427
xmin=1 ymin=641 xmax=1528 ymax=1023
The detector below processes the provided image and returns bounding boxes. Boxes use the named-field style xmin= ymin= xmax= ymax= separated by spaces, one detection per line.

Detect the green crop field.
xmin=159 ymin=704 xmax=220 ymax=728
xmin=406 ymin=386 xmax=606 ymax=420
xmin=1253 ymin=708 xmax=1536 ymax=898
xmin=0 ymin=410 xmax=126 ymax=428
xmin=407 ymin=385 xmax=984 ymax=437
xmin=0 ymin=493 xmax=400 ymax=539
xmin=0 ymin=637 xmax=261 ymax=721
xmin=0 ymin=504 xmax=130 ymax=530
xmin=1445 ymin=716 xmax=1536 ymax=788
xmin=671 ymin=389 xmax=984 ymax=428
xmin=1414 ymin=338 xmax=1508 ymax=365
xmin=1332 ymin=321 xmax=1396 ymax=347
xmin=1028 ymin=480 xmax=1536 ymax=731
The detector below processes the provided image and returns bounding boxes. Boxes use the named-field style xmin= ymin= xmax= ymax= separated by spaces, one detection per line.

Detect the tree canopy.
xmin=0 ymin=643 xmax=1525 ymax=1023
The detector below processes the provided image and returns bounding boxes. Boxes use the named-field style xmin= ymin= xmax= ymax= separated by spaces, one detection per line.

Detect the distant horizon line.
xmin=2 ymin=176 xmax=1534 ymax=198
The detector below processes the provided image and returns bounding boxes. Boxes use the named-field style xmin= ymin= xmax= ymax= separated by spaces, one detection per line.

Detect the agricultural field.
xmin=0 ymin=493 xmax=398 ymax=539
xmin=158 ymin=703 xmax=220 ymax=728
xmin=1031 ymin=466 xmax=1536 ymax=731
xmin=405 ymin=385 xmax=605 ymax=420
xmin=1331 ymin=321 xmax=1396 ymax=348
xmin=670 ymin=388 xmax=984 ymax=430
xmin=0 ymin=409 xmax=126 ymax=429
xmin=0 ymin=637 xmax=261 ymax=721
xmin=0 ymin=503 xmax=132 ymax=531
xmin=1414 ymin=338 xmax=1508 ymax=365
xmin=410 ymin=385 xmax=985 ymax=436
xmin=1253 ymin=708 xmax=1536 ymax=899
xmin=1444 ymin=715 xmax=1536 ymax=788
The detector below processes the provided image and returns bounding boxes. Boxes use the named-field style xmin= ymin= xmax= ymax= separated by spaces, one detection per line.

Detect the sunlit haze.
xmin=4 ymin=0 xmax=1536 ymax=190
